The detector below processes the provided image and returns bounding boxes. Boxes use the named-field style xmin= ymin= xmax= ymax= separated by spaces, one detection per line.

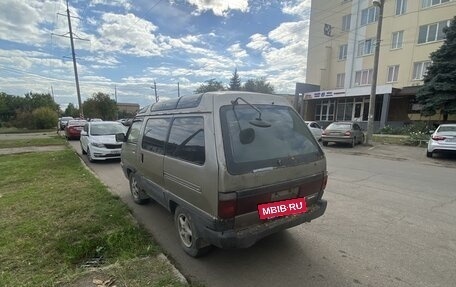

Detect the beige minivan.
xmin=117 ymin=91 xmax=328 ymax=257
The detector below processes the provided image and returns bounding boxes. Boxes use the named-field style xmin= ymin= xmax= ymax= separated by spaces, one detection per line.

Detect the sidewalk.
xmin=322 ymin=142 xmax=456 ymax=168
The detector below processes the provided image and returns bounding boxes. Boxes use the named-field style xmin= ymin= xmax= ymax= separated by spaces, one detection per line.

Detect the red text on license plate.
xmin=258 ymin=197 xmax=307 ymax=220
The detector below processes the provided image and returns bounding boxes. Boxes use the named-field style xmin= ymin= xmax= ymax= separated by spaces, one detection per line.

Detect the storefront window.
xmin=315 ymin=100 xmax=335 ymax=121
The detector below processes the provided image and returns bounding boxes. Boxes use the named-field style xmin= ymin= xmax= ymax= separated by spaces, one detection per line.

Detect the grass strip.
xmin=0 ymin=149 xmax=174 ymax=286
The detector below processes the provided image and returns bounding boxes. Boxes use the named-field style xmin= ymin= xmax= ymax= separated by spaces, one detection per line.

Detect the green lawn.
xmin=0 ymin=149 xmax=186 ymax=286
xmin=0 ymin=127 xmax=55 ymax=134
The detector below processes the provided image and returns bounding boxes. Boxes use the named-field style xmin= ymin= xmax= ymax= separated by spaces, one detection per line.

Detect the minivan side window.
xmin=126 ymin=121 xmax=142 ymax=144
xmin=142 ymin=118 xmax=171 ymax=154
xmin=166 ymin=117 xmax=205 ymax=165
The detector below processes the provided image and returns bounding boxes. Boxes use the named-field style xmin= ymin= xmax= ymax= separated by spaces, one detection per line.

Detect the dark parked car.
xmin=322 ymin=121 xmax=364 ymax=147
xmin=65 ymin=120 xmax=87 ymax=140
xmin=59 ymin=116 xmax=74 ymax=130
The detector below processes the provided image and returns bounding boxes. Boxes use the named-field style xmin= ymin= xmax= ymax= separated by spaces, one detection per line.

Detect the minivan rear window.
xmin=220 ymin=105 xmax=323 ymax=175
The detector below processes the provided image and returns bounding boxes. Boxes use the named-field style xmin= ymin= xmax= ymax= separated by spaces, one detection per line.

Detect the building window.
xmin=342 ymin=14 xmax=351 ymax=31
xmin=361 ymin=6 xmax=379 ymax=26
xmin=315 ymin=100 xmax=335 ymax=121
xmin=336 ymin=73 xmax=345 ymax=88
xmin=336 ymin=98 xmax=354 ymax=121
xmin=357 ymin=38 xmax=376 ymax=56
xmin=387 ymin=65 xmax=400 ymax=83
xmin=338 ymin=44 xmax=348 ymax=60
xmin=412 ymin=61 xmax=431 ymax=80
xmin=396 ymin=0 xmax=407 ymax=15
xmin=354 ymin=69 xmax=373 ymax=86
xmin=422 ymin=0 xmax=450 ymax=8
xmin=418 ymin=20 xmax=450 ymax=44
xmin=391 ymin=31 xmax=404 ymax=49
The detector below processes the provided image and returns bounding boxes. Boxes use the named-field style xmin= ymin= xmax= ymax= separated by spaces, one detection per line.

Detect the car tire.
xmin=87 ymin=147 xmax=95 ymax=162
xmin=359 ymin=134 xmax=364 ymax=144
xmin=129 ymin=173 xmax=149 ymax=205
xmin=174 ymin=206 xmax=212 ymax=257
xmin=81 ymin=143 xmax=86 ymax=155
xmin=350 ymin=138 xmax=356 ymax=148
xmin=322 ymin=141 xmax=328 ymax=147
xmin=426 ymin=151 xmax=432 ymax=158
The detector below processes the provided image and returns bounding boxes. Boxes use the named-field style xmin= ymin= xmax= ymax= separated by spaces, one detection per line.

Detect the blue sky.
xmin=0 ymin=0 xmax=311 ymax=110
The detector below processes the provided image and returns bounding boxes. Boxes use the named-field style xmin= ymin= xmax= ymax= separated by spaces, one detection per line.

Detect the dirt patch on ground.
xmin=0 ymin=145 xmax=66 ymax=155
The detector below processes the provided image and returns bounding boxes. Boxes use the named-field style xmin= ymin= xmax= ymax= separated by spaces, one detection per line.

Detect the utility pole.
xmin=54 ymin=1 xmax=88 ymax=118
xmin=152 ymin=81 xmax=158 ymax=103
xmin=65 ymin=0 xmax=83 ymax=118
xmin=177 ymin=82 xmax=180 ymax=97
xmin=366 ymin=0 xmax=384 ymax=144
xmin=114 ymin=85 xmax=118 ymax=120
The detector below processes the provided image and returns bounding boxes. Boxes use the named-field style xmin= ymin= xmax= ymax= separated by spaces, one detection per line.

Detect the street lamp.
xmin=366 ymin=0 xmax=384 ymax=145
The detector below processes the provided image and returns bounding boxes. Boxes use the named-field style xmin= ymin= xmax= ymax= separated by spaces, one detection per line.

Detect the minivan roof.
xmin=137 ymin=91 xmax=291 ymax=116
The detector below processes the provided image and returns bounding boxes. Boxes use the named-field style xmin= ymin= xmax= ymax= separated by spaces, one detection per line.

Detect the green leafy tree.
xmin=82 ymin=92 xmax=118 ymax=120
xmin=194 ymin=79 xmax=226 ymax=94
xmin=64 ymin=103 xmax=80 ymax=118
xmin=416 ymin=16 xmax=456 ymax=121
xmin=229 ymin=68 xmax=241 ymax=91
xmin=32 ymin=107 xmax=58 ymax=129
xmin=242 ymin=77 xmax=275 ymax=94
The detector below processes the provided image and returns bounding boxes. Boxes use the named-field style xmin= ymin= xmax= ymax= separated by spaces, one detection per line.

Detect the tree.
xmin=64 ymin=103 xmax=80 ymax=118
xmin=229 ymin=68 xmax=241 ymax=91
xmin=82 ymin=92 xmax=118 ymax=120
xmin=194 ymin=79 xmax=226 ymax=94
xmin=416 ymin=16 xmax=456 ymax=121
xmin=242 ymin=77 xmax=275 ymax=94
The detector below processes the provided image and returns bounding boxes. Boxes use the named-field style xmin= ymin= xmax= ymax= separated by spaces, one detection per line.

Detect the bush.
xmin=32 ymin=107 xmax=58 ymax=129
xmin=405 ymin=131 xmax=430 ymax=146
xmin=13 ymin=110 xmax=34 ymax=129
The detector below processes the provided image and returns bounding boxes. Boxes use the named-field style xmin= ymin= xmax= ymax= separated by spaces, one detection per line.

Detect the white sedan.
xmin=427 ymin=124 xmax=456 ymax=158
xmin=305 ymin=121 xmax=324 ymax=141
xmin=80 ymin=121 xmax=127 ymax=162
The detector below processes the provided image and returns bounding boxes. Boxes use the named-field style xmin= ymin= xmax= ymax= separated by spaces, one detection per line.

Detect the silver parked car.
xmin=305 ymin=121 xmax=323 ymax=141
xmin=80 ymin=121 xmax=127 ymax=162
xmin=322 ymin=121 xmax=364 ymax=147
xmin=427 ymin=124 xmax=456 ymax=158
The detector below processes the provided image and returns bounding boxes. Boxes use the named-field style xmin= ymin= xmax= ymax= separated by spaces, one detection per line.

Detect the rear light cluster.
xmin=432 ymin=135 xmax=446 ymax=141
xmin=218 ymin=175 xmax=328 ymax=219
xmin=322 ymin=130 xmax=327 ymax=135
xmin=344 ymin=131 xmax=351 ymax=136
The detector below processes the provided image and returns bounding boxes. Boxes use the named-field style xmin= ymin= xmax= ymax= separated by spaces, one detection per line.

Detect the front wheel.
xmin=174 ymin=206 xmax=212 ymax=257
xmin=81 ymin=143 xmax=86 ymax=154
xmin=129 ymin=173 xmax=149 ymax=205
xmin=87 ymin=147 xmax=94 ymax=162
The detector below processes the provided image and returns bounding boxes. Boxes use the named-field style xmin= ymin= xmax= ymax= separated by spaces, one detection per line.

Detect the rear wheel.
xmin=322 ymin=141 xmax=328 ymax=147
xmin=426 ymin=151 xmax=432 ymax=158
xmin=350 ymin=138 xmax=356 ymax=148
xmin=129 ymin=173 xmax=149 ymax=204
xmin=174 ymin=206 xmax=212 ymax=257
xmin=359 ymin=134 xmax=364 ymax=144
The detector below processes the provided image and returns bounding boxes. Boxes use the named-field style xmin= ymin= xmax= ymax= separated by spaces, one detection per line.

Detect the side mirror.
xmin=80 ymin=131 xmax=87 ymax=136
xmin=116 ymin=133 xmax=126 ymax=142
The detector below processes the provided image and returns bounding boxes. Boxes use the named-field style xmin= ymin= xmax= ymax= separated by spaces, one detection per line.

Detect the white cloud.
xmin=268 ymin=20 xmax=308 ymax=45
xmin=90 ymin=0 xmax=132 ymax=10
xmin=281 ymin=0 xmax=311 ymax=17
xmin=227 ymin=43 xmax=248 ymax=60
xmin=186 ymin=0 xmax=249 ymax=17
xmin=246 ymin=33 xmax=270 ymax=51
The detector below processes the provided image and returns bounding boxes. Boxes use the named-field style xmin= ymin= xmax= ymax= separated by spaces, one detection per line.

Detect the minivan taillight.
xmin=218 ymin=192 xmax=237 ymax=219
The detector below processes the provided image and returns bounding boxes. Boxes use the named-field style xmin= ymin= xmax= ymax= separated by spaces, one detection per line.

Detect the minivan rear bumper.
xmin=201 ymin=199 xmax=327 ymax=249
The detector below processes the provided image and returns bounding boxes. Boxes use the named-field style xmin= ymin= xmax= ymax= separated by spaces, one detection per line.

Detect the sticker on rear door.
xmin=258 ymin=197 xmax=307 ymax=220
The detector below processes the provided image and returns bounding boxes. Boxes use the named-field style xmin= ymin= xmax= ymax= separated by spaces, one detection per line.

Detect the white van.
xmin=117 ymin=91 xmax=328 ymax=257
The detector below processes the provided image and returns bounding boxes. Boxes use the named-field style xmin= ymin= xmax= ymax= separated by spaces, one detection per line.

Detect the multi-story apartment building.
xmin=301 ymin=0 xmax=456 ymax=129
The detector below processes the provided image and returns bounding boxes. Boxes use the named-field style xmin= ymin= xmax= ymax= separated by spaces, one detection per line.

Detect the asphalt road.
xmin=68 ymin=140 xmax=456 ymax=287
